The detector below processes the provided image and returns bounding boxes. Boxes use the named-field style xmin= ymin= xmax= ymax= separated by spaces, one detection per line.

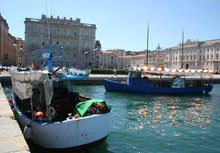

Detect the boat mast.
xmin=146 ymin=23 xmax=149 ymax=67
xmin=181 ymin=28 xmax=184 ymax=69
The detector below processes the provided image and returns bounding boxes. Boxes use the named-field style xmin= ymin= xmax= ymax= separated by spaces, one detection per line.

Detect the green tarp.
xmin=74 ymin=99 xmax=111 ymax=116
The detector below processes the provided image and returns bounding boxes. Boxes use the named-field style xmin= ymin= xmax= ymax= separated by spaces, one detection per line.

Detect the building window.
xmin=73 ymin=62 xmax=76 ymax=67
xmin=73 ymin=42 xmax=77 ymax=48
xmin=67 ymin=29 xmax=71 ymax=36
xmin=85 ymin=42 xmax=88 ymax=48
xmin=85 ymin=32 xmax=89 ymax=37
xmin=73 ymin=53 xmax=76 ymax=58
xmin=74 ymin=32 xmax=77 ymax=36
xmin=66 ymin=42 xmax=70 ymax=49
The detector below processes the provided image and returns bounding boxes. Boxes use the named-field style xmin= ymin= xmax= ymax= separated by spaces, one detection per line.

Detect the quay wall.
xmin=0 ymin=83 xmax=29 ymax=153
xmin=1 ymin=73 xmax=220 ymax=84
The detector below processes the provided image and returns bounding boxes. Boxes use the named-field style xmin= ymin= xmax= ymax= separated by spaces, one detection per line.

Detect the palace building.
xmin=164 ymin=39 xmax=220 ymax=72
xmin=24 ymin=15 xmax=96 ymax=69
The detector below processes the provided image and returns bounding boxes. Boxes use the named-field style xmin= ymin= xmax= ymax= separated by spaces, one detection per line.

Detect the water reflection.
xmin=121 ymin=93 xmax=213 ymax=138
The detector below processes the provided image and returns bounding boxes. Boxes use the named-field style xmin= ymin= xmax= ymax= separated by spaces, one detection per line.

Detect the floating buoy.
xmin=9 ymin=97 xmax=13 ymax=104
xmin=35 ymin=111 xmax=44 ymax=118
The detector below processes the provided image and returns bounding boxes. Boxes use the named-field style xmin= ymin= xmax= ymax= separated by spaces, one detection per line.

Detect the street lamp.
xmin=20 ymin=46 xmax=23 ymax=66
xmin=13 ymin=43 xmax=17 ymax=66
xmin=94 ymin=48 xmax=97 ymax=69
xmin=25 ymin=52 xmax=27 ymax=66
xmin=85 ymin=51 xmax=89 ymax=68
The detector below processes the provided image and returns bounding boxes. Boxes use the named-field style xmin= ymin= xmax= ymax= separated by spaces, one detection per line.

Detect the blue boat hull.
xmin=103 ymin=79 xmax=213 ymax=94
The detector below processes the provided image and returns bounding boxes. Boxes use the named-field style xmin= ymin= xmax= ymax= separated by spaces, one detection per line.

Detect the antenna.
xmin=45 ymin=0 xmax=51 ymax=40
xmin=51 ymin=0 xmax=53 ymax=17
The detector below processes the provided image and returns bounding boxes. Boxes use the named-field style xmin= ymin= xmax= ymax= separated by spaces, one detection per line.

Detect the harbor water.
xmin=3 ymin=84 xmax=220 ymax=153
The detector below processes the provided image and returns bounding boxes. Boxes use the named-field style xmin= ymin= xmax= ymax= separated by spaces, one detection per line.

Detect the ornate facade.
xmin=24 ymin=15 xmax=96 ymax=69
xmin=164 ymin=39 xmax=220 ymax=72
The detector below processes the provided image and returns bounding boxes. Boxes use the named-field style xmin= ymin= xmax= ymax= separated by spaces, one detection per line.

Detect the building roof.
xmin=0 ymin=13 xmax=8 ymax=27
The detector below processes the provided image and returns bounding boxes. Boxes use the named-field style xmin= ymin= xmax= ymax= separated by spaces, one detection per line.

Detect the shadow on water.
xmin=26 ymin=139 xmax=112 ymax=153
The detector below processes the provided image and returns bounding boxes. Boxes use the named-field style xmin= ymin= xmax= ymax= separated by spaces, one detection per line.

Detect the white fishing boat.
xmin=9 ymin=38 xmax=112 ymax=152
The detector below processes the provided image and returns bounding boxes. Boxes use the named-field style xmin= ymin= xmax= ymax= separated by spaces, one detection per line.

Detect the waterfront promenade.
xmin=1 ymin=71 xmax=220 ymax=84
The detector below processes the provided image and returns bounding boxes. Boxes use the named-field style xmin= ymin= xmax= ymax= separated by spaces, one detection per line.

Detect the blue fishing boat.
xmin=103 ymin=68 xmax=213 ymax=94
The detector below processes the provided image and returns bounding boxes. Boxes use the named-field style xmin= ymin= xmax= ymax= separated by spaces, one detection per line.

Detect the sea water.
xmin=3 ymin=84 xmax=220 ymax=153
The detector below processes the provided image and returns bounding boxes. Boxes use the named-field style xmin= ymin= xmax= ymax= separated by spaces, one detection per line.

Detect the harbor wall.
xmin=1 ymin=73 xmax=220 ymax=85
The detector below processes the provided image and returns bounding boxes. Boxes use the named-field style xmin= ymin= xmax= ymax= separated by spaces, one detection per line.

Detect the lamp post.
xmin=25 ymin=52 xmax=27 ymax=66
xmin=85 ymin=51 xmax=89 ymax=68
xmin=20 ymin=47 xmax=23 ymax=66
xmin=13 ymin=43 xmax=17 ymax=66
xmin=94 ymin=48 xmax=97 ymax=69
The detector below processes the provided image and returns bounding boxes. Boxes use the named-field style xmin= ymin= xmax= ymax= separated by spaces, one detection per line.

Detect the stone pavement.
xmin=0 ymin=83 xmax=29 ymax=153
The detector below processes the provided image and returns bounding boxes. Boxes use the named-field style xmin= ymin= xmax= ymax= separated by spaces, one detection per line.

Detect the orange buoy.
xmin=9 ymin=97 xmax=13 ymax=104
xmin=35 ymin=111 xmax=44 ymax=118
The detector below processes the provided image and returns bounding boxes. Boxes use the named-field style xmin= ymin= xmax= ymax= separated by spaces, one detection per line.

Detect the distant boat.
xmin=103 ymin=68 xmax=213 ymax=94
xmin=9 ymin=37 xmax=112 ymax=152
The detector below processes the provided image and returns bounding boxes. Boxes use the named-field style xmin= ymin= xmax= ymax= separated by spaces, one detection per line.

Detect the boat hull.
xmin=12 ymin=95 xmax=112 ymax=151
xmin=103 ymin=79 xmax=213 ymax=94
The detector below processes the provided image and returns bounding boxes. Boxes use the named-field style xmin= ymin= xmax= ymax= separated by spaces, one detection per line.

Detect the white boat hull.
xmin=13 ymin=100 xmax=112 ymax=151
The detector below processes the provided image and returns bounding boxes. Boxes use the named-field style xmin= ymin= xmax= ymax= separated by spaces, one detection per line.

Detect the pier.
xmin=0 ymin=78 xmax=29 ymax=152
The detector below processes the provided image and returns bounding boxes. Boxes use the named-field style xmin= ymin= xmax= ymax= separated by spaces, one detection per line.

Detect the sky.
xmin=1 ymin=0 xmax=220 ymax=51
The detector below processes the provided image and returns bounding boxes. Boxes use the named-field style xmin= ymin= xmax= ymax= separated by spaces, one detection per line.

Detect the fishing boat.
xmin=103 ymin=67 xmax=213 ymax=94
xmin=9 ymin=39 xmax=112 ymax=152
xmin=68 ymin=68 xmax=90 ymax=77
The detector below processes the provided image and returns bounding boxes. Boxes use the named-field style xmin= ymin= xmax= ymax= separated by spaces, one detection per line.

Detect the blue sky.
xmin=1 ymin=0 xmax=220 ymax=51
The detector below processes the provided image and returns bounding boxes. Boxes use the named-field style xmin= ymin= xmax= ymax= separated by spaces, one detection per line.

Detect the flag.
xmin=32 ymin=62 xmax=34 ymax=68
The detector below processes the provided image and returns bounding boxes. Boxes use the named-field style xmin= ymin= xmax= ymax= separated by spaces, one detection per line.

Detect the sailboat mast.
xmin=146 ymin=23 xmax=149 ymax=66
xmin=181 ymin=28 xmax=184 ymax=68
